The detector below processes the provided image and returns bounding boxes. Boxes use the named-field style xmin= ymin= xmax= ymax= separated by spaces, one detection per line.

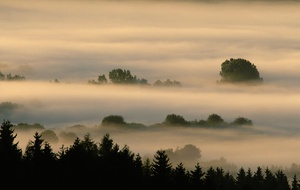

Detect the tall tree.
xmin=0 ymin=120 xmax=22 ymax=164
xmin=151 ymin=149 xmax=173 ymax=188
xmin=291 ymin=174 xmax=300 ymax=190
xmin=275 ymin=170 xmax=290 ymax=190
xmin=252 ymin=166 xmax=265 ymax=190
xmin=236 ymin=167 xmax=248 ymax=190
xmin=190 ymin=163 xmax=205 ymax=190
xmin=23 ymin=132 xmax=44 ymax=164
xmin=0 ymin=120 xmax=22 ymax=187
xmin=264 ymin=167 xmax=276 ymax=190
xmin=172 ymin=162 xmax=189 ymax=190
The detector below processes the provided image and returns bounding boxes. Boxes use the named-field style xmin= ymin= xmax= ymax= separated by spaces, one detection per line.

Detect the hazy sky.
xmin=1 ymin=0 xmax=300 ymax=169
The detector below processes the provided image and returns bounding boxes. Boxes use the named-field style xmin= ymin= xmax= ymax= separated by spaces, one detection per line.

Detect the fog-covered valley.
xmin=1 ymin=0 xmax=300 ymax=173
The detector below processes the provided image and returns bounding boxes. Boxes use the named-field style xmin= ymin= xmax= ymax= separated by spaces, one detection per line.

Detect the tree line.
xmin=0 ymin=71 xmax=25 ymax=81
xmin=84 ymin=58 xmax=264 ymax=86
xmin=88 ymin=68 xmax=182 ymax=87
xmin=1 ymin=58 xmax=263 ymax=85
xmin=101 ymin=113 xmax=253 ymax=129
xmin=1 ymin=119 xmax=299 ymax=190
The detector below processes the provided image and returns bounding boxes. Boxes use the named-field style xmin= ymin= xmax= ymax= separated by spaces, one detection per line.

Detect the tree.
xmin=166 ymin=144 xmax=201 ymax=167
xmin=190 ymin=163 xmax=205 ymax=190
xmin=236 ymin=167 xmax=248 ymax=190
xmin=219 ymin=58 xmax=263 ymax=83
xmin=151 ymin=150 xmax=173 ymax=188
xmin=207 ymin=113 xmax=224 ymax=125
xmin=108 ymin=68 xmax=134 ymax=84
xmin=98 ymin=74 xmax=108 ymax=84
xmin=275 ymin=170 xmax=290 ymax=190
xmin=172 ymin=162 xmax=189 ymax=190
xmin=0 ymin=120 xmax=22 ymax=186
xmin=22 ymin=131 xmax=58 ymax=189
xmin=109 ymin=68 xmax=148 ymax=85
xmin=153 ymin=79 xmax=182 ymax=87
xmin=264 ymin=167 xmax=276 ymax=190
xmin=232 ymin=116 xmax=253 ymax=126
xmin=6 ymin=73 xmax=25 ymax=81
xmin=0 ymin=120 xmax=22 ymax=163
xmin=163 ymin=114 xmax=190 ymax=126
xmin=41 ymin=130 xmax=59 ymax=144
xmin=291 ymin=174 xmax=299 ymax=190
xmin=0 ymin=71 xmax=5 ymax=80
xmin=23 ymin=132 xmax=44 ymax=163
xmin=252 ymin=166 xmax=265 ymax=190
xmin=101 ymin=115 xmax=126 ymax=126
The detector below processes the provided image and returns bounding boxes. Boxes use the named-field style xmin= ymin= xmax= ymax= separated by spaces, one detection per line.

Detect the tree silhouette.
xmin=190 ymin=163 xmax=205 ymax=190
xmin=109 ymin=68 xmax=148 ymax=85
xmin=151 ymin=149 xmax=173 ymax=188
xmin=0 ymin=71 xmax=5 ymax=80
xmin=23 ymin=132 xmax=44 ymax=163
xmin=163 ymin=114 xmax=190 ymax=126
xmin=275 ymin=170 xmax=290 ymax=190
xmin=207 ymin=113 xmax=225 ymax=126
xmin=232 ymin=117 xmax=253 ymax=126
xmin=172 ymin=162 xmax=189 ymax=190
xmin=253 ymin=166 xmax=265 ymax=190
xmin=264 ymin=167 xmax=276 ymax=190
xmin=101 ymin=115 xmax=126 ymax=126
xmin=0 ymin=120 xmax=22 ymax=187
xmin=98 ymin=74 xmax=108 ymax=84
xmin=236 ymin=167 xmax=249 ymax=190
xmin=291 ymin=175 xmax=300 ymax=190
xmin=1 ymin=124 xmax=299 ymax=189
xmin=23 ymin=132 xmax=58 ymax=189
xmin=153 ymin=79 xmax=182 ymax=87
xmin=219 ymin=58 xmax=263 ymax=83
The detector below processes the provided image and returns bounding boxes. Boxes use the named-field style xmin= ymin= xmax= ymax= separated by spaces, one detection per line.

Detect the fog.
xmin=1 ymin=0 xmax=300 ymax=170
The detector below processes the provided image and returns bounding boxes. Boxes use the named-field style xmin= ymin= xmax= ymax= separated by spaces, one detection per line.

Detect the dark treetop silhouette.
xmin=0 ymin=119 xmax=296 ymax=190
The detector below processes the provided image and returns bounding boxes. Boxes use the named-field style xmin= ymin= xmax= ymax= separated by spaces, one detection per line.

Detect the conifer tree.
xmin=236 ymin=167 xmax=247 ymax=190
xmin=151 ymin=150 xmax=173 ymax=188
xmin=253 ymin=166 xmax=264 ymax=190
xmin=172 ymin=162 xmax=189 ymax=190
xmin=0 ymin=120 xmax=22 ymax=187
xmin=275 ymin=170 xmax=290 ymax=190
xmin=190 ymin=163 xmax=205 ymax=190
xmin=0 ymin=120 xmax=22 ymax=164
xmin=264 ymin=167 xmax=276 ymax=190
xmin=291 ymin=174 xmax=300 ymax=190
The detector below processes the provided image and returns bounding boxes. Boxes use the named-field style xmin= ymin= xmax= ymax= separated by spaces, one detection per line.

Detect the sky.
xmin=1 ymin=0 xmax=300 ymax=169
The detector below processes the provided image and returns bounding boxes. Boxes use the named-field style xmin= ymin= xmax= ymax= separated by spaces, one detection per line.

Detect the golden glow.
xmin=1 ymin=0 xmax=300 ymax=170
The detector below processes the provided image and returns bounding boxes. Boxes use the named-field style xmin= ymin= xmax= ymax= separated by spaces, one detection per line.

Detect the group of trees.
xmin=88 ymin=58 xmax=262 ymax=87
xmin=163 ymin=113 xmax=253 ymax=127
xmin=88 ymin=68 xmax=181 ymax=87
xmin=0 ymin=71 xmax=25 ymax=81
xmin=1 ymin=58 xmax=262 ymax=85
xmin=99 ymin=113 xmax=253 ymax=129
xmin=0 ymin=119 xmax=298 ymax=190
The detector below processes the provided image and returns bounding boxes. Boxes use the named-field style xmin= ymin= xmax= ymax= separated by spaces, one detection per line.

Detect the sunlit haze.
xmin=1 ymin=0 xmax=300 ymax=170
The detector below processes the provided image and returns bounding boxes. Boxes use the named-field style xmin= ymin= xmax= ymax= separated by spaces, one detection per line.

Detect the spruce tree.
xmin=291 ymin=174 xmax=300 ymax=190
xmin=190 ymin=163 xmax=205 ymax=190
xmin=0 ymin=120 xmax=22 ymax=187
xmin=151 ymin=150 xmax=172 ymax=188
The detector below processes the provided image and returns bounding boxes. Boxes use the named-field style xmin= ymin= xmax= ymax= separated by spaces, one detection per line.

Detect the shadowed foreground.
xmin=0 ymin=120 xmax=298 ymax=190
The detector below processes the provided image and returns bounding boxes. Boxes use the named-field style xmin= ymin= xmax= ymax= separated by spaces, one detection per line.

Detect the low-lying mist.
xmin=2 ymin=81 xmax=300 ymax=171
xmin=1 ymin=0 xmax=300 ymax=174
